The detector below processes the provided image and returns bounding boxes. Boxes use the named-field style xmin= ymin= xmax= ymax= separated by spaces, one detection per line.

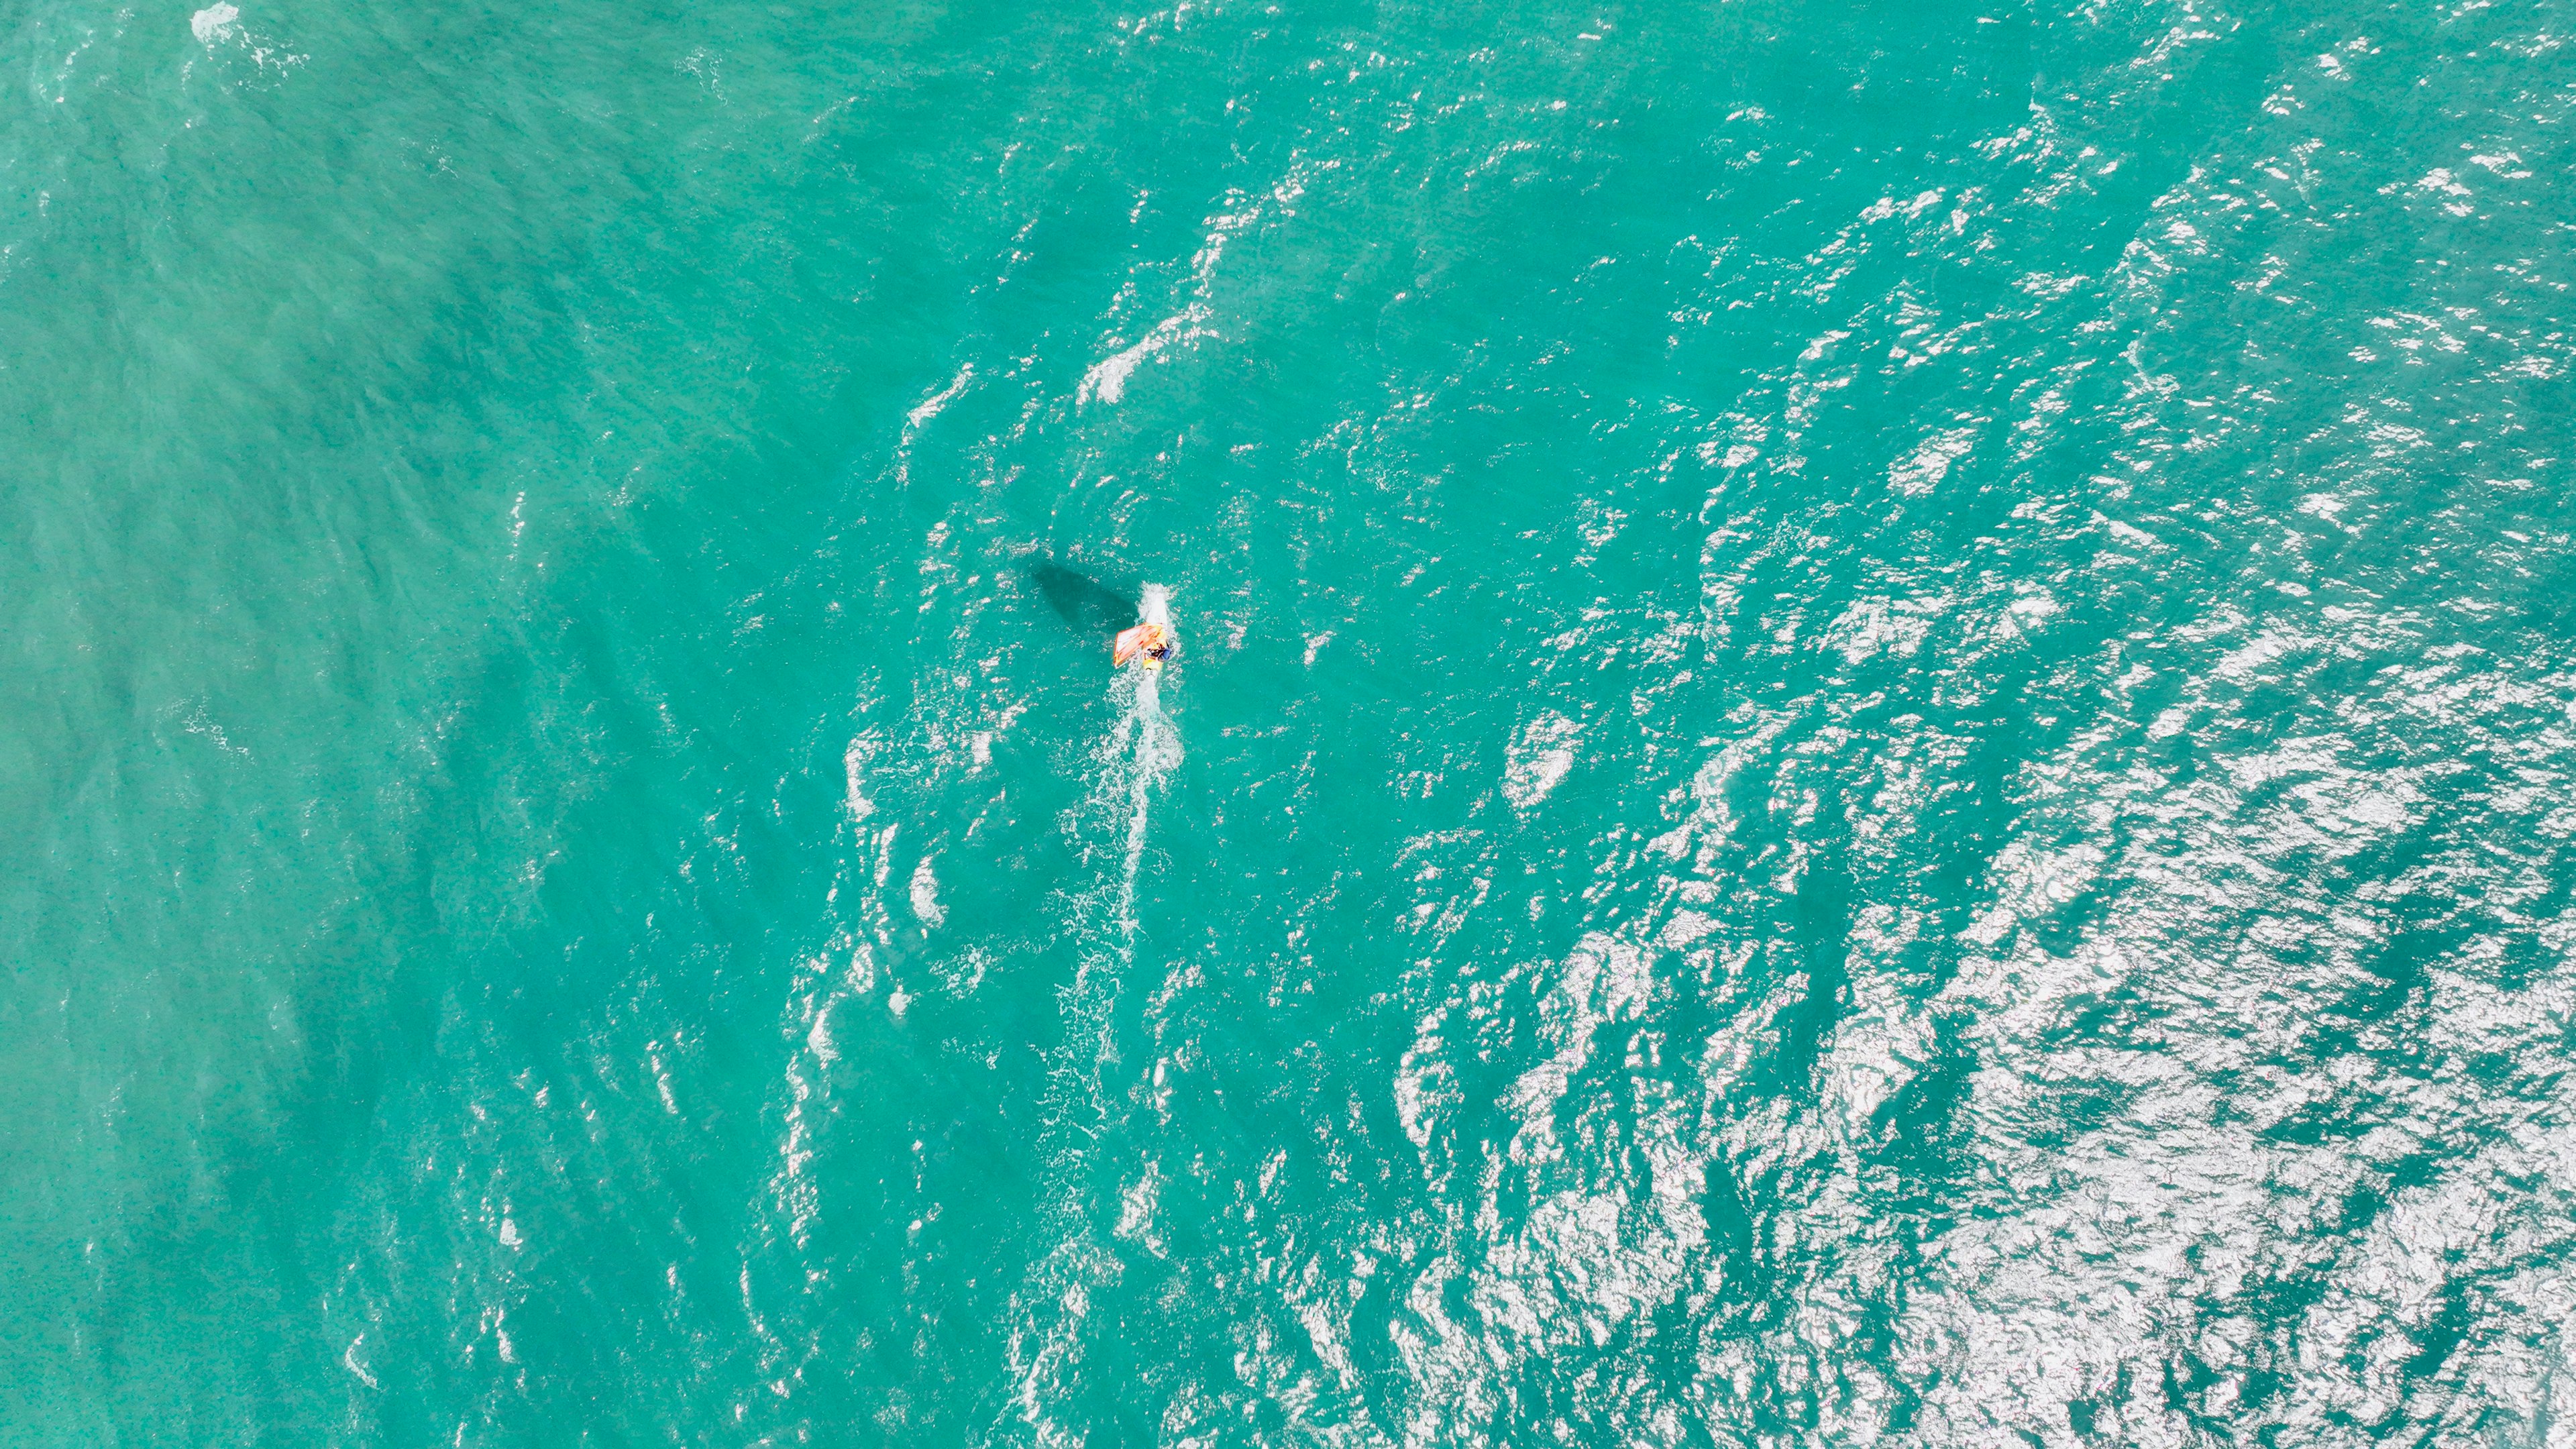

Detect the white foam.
xmin=894 ymin=365 xmax=972 ymax=484
xmin=908 ymin=855 xmax=945 ymax=930
xmin=1823 ymin=592 xmax=1949 ymax=664
xmin=1075 ymin=307 xmax=1210 ymax=407
xmin=340 ymin=1334 xmax=377 ymax=1389
xmin=906 ymin=365 xmax=973 ymax=430
xmin=1888 ymin=426 xmax=1977 ymax=496
xmin=191 ymin=2 xmax=238 ymax=43
xmin=1000 ymin=587 xmax=1185 ymax=1436
xmin=842 ymin=730 xmax=875 ymax=820
xmin=1503 ymin=711 xmax=1580 ymax=812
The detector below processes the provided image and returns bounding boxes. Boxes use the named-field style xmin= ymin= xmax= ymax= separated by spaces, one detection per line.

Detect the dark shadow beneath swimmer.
xmin=1025 ymin=557 xmax=1137 ymax=636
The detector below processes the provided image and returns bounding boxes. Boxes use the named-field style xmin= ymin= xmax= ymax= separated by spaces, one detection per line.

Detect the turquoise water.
xmin=5 ymin=0 xmax=2573 ymax=1440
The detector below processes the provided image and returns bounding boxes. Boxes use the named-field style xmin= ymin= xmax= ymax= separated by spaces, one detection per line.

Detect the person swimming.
xmin=1114 ymin=586 xmax=1176 ymax=669
xmin=1113 ymin=621 xmax=1173 ymax=668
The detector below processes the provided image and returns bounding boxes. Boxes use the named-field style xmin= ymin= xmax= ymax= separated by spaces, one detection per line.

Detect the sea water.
xmin=2 ymin=0 xmax=2571 ymax=1442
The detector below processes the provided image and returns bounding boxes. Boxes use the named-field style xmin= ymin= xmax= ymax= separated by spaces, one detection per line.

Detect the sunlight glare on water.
xmin=0 ymin=0 xmax=2571 ymax=1442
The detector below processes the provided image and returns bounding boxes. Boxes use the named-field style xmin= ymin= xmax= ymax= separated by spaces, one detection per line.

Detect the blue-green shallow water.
xmin=5 ymin=0 xmax=2574 ymax=1440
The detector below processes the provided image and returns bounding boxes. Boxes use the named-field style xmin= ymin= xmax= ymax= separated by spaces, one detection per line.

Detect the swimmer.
xmin=1113 ymin=621 xmax=1174 ymax=669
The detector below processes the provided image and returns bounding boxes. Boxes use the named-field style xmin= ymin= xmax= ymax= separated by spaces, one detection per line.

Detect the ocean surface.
xmin=5 ymin=0 xmax=2573 ymax=1442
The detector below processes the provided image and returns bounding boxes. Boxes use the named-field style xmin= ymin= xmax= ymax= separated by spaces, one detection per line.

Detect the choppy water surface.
xmin=3 ymin=0 xmax=2573 ymax=1442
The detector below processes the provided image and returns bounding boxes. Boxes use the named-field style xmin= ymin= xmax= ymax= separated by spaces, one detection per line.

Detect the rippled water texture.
xmin=3 ymin=0 xmax=2572 ymax=1442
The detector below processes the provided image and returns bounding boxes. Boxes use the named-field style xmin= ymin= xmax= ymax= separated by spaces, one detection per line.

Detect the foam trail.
xmin=1062 ymin=582 xmax=1181 ymax=1136
xmin=1000 ymin=586 xmax=1181 ymax=1444
xmin=1111 ymin=584 xmax=1179 ymax=949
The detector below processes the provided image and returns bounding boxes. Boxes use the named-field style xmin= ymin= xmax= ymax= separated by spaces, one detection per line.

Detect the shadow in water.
xmin=1026 ymin=558 xmax=1137 ymax=636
